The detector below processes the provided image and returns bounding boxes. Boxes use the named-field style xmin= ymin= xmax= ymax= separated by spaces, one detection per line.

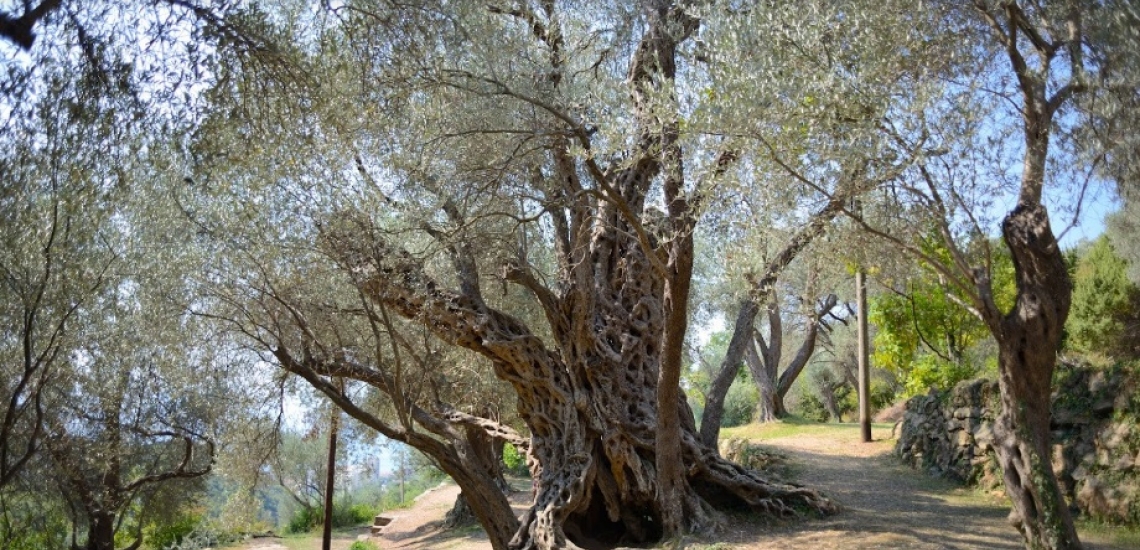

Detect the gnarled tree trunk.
xmin=321 ymin=177 xmax=836 ymax=550
xmin=963 ymin=3 xmax=1087 ymax=547
xmin=988 ymin=204 xmax=1079 ymax=549
xmin=298 ymin=3 xmax=838 ymax=548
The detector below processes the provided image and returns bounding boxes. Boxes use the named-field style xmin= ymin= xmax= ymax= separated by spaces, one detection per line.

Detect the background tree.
xmin=869 ymin=236 xmax=1016 ymax=397
xmin=1066 ymin=235 xmax=1140 ymax=360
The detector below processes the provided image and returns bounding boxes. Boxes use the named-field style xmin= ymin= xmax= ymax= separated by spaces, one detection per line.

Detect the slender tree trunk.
xmin=819 ymin=383 xmax=842 ymax=423
xmin=322 ymin=386 xmax=340 ymax=550
xmin=699 ymin=301 xmax=758 ymax=444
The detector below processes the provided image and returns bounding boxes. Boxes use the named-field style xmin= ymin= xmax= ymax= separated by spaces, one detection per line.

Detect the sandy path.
xmin=699 ymin=425 xmax=1126 ymax=550
xmin=371 ymin=482 xmax=531 ymax=550
xmin=707 ymin=426 xmax=1025 ymax=549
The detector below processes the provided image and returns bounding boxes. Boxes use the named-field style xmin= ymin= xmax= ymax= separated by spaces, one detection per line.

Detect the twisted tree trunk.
xmin=988 ymin=204 xmax=1079 ymax=549
xmin=964 ymin=4 xmax=1086 ymax=547
xmin=321 ymin=204 xmax=836 ymax=549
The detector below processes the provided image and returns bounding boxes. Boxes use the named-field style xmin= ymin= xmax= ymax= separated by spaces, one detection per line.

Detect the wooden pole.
xmin=856 ymin=268 xmax=872 ymax=442
xmin=322 ymin=379 xmax=343 ymax=550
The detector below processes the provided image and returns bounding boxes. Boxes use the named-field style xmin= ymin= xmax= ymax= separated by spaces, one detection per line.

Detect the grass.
xmin=270 ymin=527 xmax=367 ymax=550
xmin=1076 ymin=519 xmax=1140 ymax=549
xmin=720 ymin=415 xmax=895 ymax=441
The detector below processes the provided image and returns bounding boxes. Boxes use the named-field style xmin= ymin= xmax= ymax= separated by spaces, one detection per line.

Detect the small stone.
xmin=1091 ymin=396 xmax=1115 ymax=415
xmin=1071 ymin=464 xmax=1088 ymax=481
xmin=975 ymin=424 xmax=994 ymax=444
xmin=957 ymin=430 xmax=972 ymax=447
xmin=1114 ymin=453 xmax=1135 ymax=471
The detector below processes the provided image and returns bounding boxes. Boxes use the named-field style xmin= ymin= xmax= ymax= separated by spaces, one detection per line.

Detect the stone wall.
xmin=895 ymin=365 xmax=1140 ymax=525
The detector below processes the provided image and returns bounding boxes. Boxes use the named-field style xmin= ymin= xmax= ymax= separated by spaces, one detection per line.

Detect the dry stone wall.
xmin=895 ymin=365 xmax=1140 ymax=525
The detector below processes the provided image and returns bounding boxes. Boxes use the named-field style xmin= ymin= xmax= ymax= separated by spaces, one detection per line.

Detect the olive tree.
xmin=832 ymin=2 xmax=1140 ymax=548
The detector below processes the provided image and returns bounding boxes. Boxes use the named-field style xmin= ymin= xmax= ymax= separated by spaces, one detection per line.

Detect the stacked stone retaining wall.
xmin=895 ymin=365 xmax=1140 ymax=525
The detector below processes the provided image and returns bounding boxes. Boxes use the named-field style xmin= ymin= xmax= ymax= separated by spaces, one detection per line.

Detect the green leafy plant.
xmin=502 ymin=444 xmax=529 ymax=476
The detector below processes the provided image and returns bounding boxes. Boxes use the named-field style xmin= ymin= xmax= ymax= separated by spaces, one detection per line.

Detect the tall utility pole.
xmin=856 ymin=267 xmax=872 ymax=442
xmin=853 ymin=198 xmax=872 ymax=443
xmin=322 ymin=379 xmax=343 ymax=550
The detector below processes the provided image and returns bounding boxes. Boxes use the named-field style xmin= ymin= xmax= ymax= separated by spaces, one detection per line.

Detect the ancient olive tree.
xmin=177 ymin=0 xmax=878 ymax=548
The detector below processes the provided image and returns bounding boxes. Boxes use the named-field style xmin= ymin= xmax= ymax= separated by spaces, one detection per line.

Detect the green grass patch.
xmin=1077 ymin=519 xmax=1140 ymax=549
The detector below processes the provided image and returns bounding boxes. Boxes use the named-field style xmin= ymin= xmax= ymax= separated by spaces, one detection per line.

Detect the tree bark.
xmin=320 ymin=208 xmax=836 ymax=549
xmin=989 ymin=204 xmax=1079 ymax=549
xmin=444 ymin=493 xmax=478 ymax=529
xmin=83 ymin=511 xmax=116 ymax=550
xmin=745 ymin=339 xmax=778 ymax=424
xmin=699 ymin=301 xmax=759 ymax=444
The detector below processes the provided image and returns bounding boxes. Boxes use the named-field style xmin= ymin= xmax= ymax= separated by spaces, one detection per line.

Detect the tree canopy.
xmin=2 ymin=1 xmax=1139 ymax=550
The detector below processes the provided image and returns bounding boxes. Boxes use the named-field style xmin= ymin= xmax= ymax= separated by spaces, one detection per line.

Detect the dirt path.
xmin=343 ymin=425 xmax=1130 ymax=549
xmin=371 ymin=481 xmax=531 ymax=550
xmin=706 ymin=425 xmax=1024 ymax=549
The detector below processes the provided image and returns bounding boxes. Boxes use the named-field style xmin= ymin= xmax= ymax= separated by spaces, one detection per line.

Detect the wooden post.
xmin=322 ymin=379 xmax=343 ymax=550
xmin=856 ymin=268 xmax=872 ymax=442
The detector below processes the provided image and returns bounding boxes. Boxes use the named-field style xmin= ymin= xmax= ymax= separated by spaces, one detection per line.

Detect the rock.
xmin=1077 ymin=476 xmax=1110 ymax=518
xmin=1092 ymin=396 xmax=1115 ymax=415
xmin=1114 ymin=453 xmax=1134 ymax=471
xmin=974 ymin=424 xmax=994 ymax=445
xmin=1089 ymin=371 xmax=1109 ymax=395
xmin=1071 ymin=464 xmax=1089 ymax=481
xmin=1101 ymin=423 xmax=1131 ymax=450
xmin=957 ymin=430 xmax=972 ymax=447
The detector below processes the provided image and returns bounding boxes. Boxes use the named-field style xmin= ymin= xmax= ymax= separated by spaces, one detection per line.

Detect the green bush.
xmin=286 ymin=506 xmax=323 ymax=534
xmin=146 ymin=512 xmax=202 ymax=549
xmin=335 ymin=503 xmax=376 ymax=526
xmin=796 ymin=392 xmax=828 ymax=423
xmin=286 ymin=502 xmax=377 ymax=533
xmin=722 ymin=375 xmax=759 ymax=427
xmin=502 ymin=444 xmax=529 ymax=476
xmin=348 ymin=541 xmax=380 ymax=550
xmin=904 ymin=355 xmax=975 ymax=397
xmin=870 ymin=379 xmax=897 ymax=412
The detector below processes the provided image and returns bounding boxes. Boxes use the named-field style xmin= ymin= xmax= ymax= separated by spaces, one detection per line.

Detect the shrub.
xmin=722 ymin=375 xmax=758 ymax=427
xmin=146 ymin=512 xmax=202 ymax=549
xmin=286 ymin=502 xmax=377 ymax=533
xmin=502 ymin=443 xmax=529 ymax=476
xmin=286 ymin=506 xmax=323 ymax=534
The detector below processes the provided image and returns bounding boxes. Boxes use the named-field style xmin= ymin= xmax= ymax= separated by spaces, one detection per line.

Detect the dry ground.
xmin=246 ymin=422 xmax=1136 ymax=550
